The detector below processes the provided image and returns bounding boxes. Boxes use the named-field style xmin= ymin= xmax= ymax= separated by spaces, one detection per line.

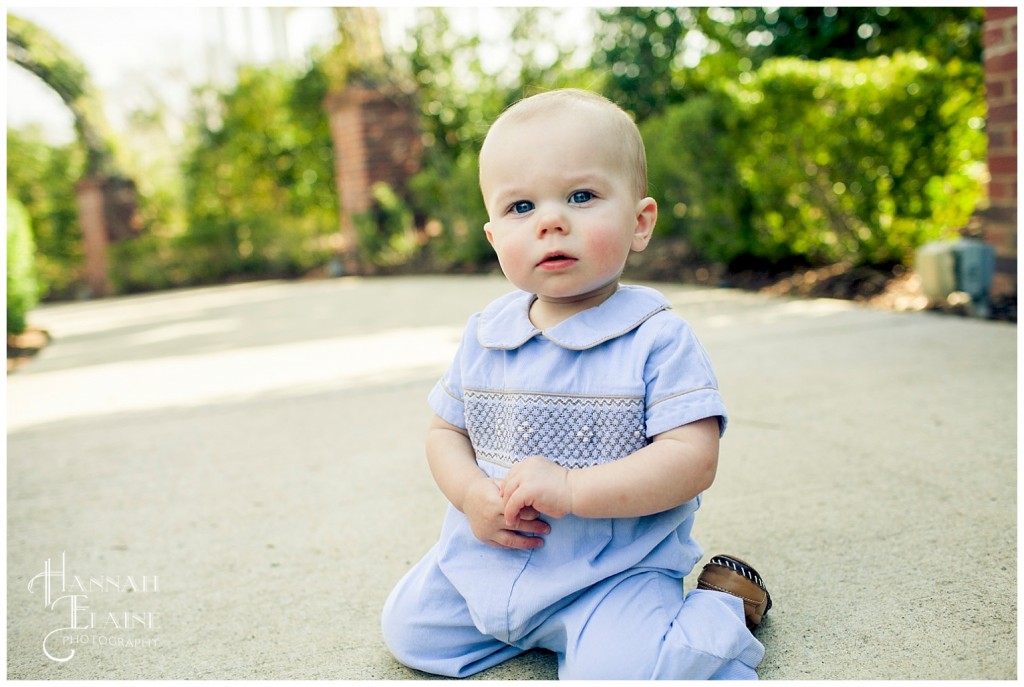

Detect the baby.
xmin=381 ymin=88 xmax=771 ymax=679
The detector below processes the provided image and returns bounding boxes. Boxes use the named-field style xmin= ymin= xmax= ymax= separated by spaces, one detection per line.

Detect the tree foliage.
xmin=6 ymin=14 xmax=119 ymax=176
xmin=180 ymin=62 xmax=338 ymax=283
xmin=594 ymin=7 xmax=983 ymax=122
xmin=322 ymin=6 xmax=393 ymax=90
xmin=643 ymin=53 xmax=986 ymax=267
xmin=6 ymin=127 xmax=85 ymax=298
xmin=395 ymin=8 xmax=498 ymax=266
xmin=714 ymin=7 xmax=983 ymax=63
xmin=592 ymin=7 xmax=694 ymax=122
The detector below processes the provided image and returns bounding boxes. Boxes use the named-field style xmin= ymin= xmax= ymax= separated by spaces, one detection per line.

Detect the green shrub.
xmin=408 ymin=150 xmax=494 ymax=267
xmin=643 ymin=92 xmax=753 ymax=263
xmin=181 ymin=63 xmax=338 ymax=283
xmin=107 ymin=232 xmax=180 ymax=294
xmin=7 ymin=196 xmax=40 ymax=335
xmin=6 ymin=128 xmax=85 ymax=299
xmin=643 ymin=52 xmax=986 ymax=267
xmin=354 ymin=182 xmax=419 ymax=267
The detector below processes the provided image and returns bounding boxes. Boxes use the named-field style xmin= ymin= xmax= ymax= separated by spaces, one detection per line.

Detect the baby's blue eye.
xmin=510 ymin=200 xmax=534 ymax=215
xmin=569 ymin=190 xmax=594 ymax=204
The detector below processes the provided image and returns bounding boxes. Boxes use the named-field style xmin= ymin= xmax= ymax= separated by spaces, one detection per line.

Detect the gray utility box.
xmin=915 ymin=238 xmax=995 ymax=316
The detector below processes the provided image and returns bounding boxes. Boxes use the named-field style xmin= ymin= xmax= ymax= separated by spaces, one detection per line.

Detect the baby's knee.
xmin=380 ymin=585 xmax=418 ymax=666
xmin=380 ymin=574 xmax=471 ymax=677
xmin=380 ymin=594 xmax=496 ymax=679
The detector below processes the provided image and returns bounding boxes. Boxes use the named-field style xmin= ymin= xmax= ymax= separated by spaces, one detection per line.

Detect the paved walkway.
xmin=7 ymin=275 xmax=1017 ymax=679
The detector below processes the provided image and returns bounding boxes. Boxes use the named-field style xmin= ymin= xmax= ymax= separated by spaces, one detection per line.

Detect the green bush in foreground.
xmin=7 ymin=196 xmax=40 ymax=335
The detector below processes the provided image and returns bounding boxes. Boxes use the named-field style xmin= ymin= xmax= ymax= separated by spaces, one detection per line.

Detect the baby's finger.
xmin=514 ymin=517 xmax=550 ymax=536
xmin=516 ymin=506 xmax=543 ymax=521
xmin=492 ymin=531 xmax=544 ymax=550
xmin=503 ymin=490 xmax=527 ymax=527
xmin=498 ymin=471 xmax=520 ymax=500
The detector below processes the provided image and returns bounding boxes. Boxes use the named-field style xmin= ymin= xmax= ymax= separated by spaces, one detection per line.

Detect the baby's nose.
xmin=536 ymin=208 xmax=568 ymax=235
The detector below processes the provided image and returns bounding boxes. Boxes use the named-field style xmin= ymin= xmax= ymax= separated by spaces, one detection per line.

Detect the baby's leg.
xmin=381 ymin=547 xmax=524 ymax=678
xmin=547 ymin=571 xmax=764 ymax=680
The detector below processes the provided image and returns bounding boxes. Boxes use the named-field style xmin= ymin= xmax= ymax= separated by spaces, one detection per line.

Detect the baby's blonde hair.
xmin=481 ymin=89 xmax=648 ymax=198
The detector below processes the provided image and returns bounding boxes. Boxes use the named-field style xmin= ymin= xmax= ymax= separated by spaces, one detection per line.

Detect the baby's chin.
xmin=534 ymin=281 xmax=621 ymax=305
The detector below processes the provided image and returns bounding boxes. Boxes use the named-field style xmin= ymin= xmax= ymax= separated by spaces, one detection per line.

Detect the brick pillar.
xmin=72 ymin=175 xmax=140 ymax=297
xmin=324 ymin=85 xmax=422 ymax=273
xmin=980 ymin=8 xmax=1017 ymax=297
xmin=74 ymin=176 xmax=112 ymax=297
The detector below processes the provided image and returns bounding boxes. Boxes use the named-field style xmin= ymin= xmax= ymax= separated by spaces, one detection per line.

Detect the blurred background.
xmin=6 ymin=7 xmax=1016 ymax=342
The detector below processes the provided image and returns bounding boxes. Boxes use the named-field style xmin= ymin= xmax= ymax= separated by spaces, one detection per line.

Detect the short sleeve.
xmin=427 ymin=314 xmax=476 ymax=429
xmin=643 ymin=315 xmax=728 ymax=438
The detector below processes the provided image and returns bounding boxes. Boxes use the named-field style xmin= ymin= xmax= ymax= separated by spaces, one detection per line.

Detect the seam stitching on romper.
xmin=504 ymin=548 xmax=535 ymax=645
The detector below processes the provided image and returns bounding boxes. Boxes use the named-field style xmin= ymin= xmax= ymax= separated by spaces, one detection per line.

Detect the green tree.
xmin=181 ymin=62 xmax=337 ymax=283
xmin=6 ymin=127 xmax=85 ymax=298
xmin=593 ymin=7 xmax=983 ymax=121
xmin=397 ymin=8 xmax=507 ymax=266
xmin=592 ymin=7 xmax=694 ymax=122
xmin=7 ymin=14 xmax=119 ymax=176
xmin=9 ymin=14 xmax=154 ymax=298
xmin=713 ymin=7 xmax=983 ymax=64
xmin=323 ymin=6 xmax=391 ymax=89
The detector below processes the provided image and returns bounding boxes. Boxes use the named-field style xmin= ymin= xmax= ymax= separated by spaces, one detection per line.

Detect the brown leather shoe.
xmin=696 ymin=554 xmax=773 ymax=631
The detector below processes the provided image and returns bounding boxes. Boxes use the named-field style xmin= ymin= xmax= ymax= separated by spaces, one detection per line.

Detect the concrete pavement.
xmin=7 ymin=275 xmax=1017 ymax=679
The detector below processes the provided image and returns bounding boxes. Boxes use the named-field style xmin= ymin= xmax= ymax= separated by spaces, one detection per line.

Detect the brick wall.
xmin=324 ymin=85 xmax=422 ymax=272
xmin=981 ymin=7 xmax=1017 ymax=297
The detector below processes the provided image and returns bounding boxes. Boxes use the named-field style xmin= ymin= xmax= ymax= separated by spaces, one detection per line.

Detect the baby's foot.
xmin=696 ymin=554 xmax=772 ymax=631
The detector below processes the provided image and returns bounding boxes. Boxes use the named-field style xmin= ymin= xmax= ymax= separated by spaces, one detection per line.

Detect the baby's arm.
xmin=426 ymin=414 xmax=550 ymax=549
xmin=500 ymin=416 xmax=719 ymax=525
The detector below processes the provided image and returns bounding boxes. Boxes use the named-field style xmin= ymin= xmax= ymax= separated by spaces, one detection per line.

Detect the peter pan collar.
xmin=476 ymin=285 xmax=671 ymax=351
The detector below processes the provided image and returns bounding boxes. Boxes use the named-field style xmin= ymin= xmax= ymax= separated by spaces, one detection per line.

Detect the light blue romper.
xmin=382 ymin=285 xmax=765 ymax=679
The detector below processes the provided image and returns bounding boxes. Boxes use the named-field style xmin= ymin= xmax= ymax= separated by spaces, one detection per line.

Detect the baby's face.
xmin=479 ymin=107 xmax=653 ymax=304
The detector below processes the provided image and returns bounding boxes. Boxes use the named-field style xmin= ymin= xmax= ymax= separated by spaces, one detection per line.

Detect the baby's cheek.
xmin=495 ymin=239 xmax=529 ymax=271
xmin=586 ymin=229 xmax=632 ymax=265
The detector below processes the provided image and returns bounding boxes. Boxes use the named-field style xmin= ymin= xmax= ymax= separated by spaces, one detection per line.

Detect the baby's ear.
xmin=484 ymin=223 xmax=495 ymax=247
xmin=631 ymin=197 xmax=658 ymax=252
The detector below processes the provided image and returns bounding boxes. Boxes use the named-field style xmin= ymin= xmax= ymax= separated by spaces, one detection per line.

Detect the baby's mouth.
xmin=538 ymin=252 xmax=577 ymax=268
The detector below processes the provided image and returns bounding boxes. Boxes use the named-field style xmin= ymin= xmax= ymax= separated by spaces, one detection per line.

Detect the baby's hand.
xmin=500 ymin=456 xmax=573 ymax=527
xmin=462 ymin=477 xmax=549 ymax=550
